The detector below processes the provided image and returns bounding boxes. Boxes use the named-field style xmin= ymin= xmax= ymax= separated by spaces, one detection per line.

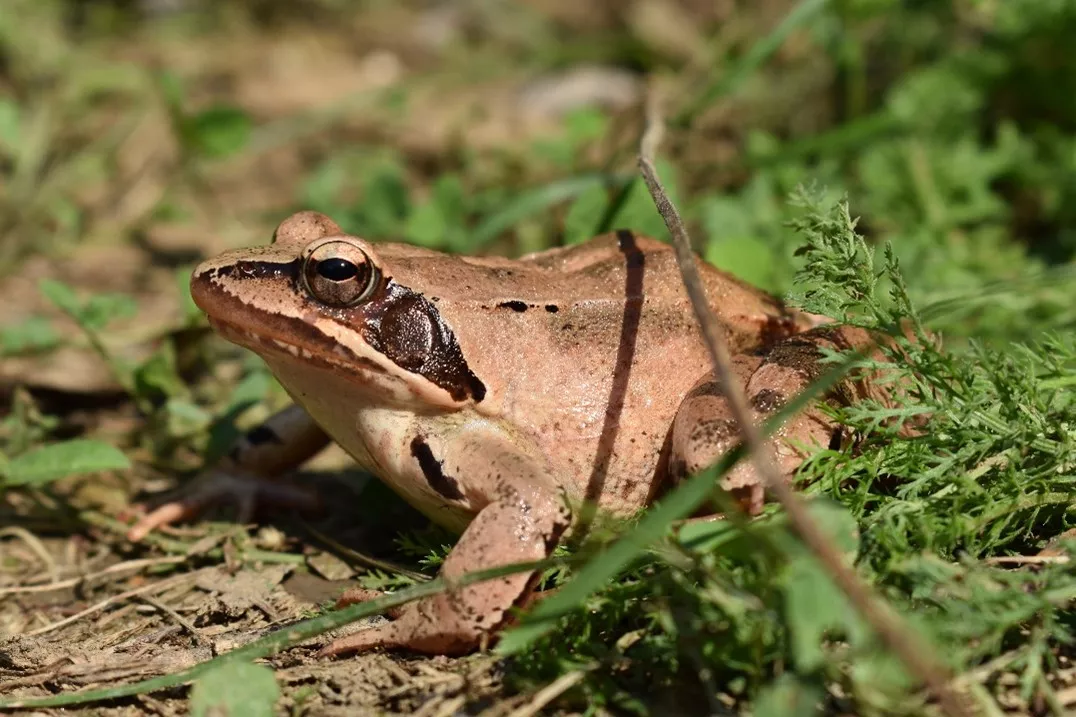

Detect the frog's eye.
xmin=302 ymin=240 xmax=380 ymax=307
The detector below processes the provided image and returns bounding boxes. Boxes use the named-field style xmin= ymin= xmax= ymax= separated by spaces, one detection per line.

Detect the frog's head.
xmin=190 ymin=211 xmax=486 ymax=409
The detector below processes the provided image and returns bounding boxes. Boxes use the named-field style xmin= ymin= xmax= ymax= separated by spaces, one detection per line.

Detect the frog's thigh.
xmin=223 ymin=403 xmax=333 ymax=474
xmin=320 ymin=435 xmax=570 ymax=657
xmin=669 ymin=355 xmax=765 ymax=513
xmin=669 ymin=327 xmax=867 ymax=514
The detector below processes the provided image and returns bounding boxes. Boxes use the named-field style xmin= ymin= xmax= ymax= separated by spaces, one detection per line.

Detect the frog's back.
xmin=390 ymin=231 xmax=807 ymax=514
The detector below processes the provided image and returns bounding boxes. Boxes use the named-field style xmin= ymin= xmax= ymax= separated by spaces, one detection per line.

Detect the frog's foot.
xmin=126 ymin=404 xmax=331 ymax=541
xmin=125 ymin=470 xmax=321 ymax=542
xmin=669 ymin=326 xmax=880 ymax=514
xmin=333 ymin=587 xmax=407 ymax=619
xmin=318 ymin=593 xmax=489 ymax=657
xmin=318 ymin=581 xmax=561 ymax=657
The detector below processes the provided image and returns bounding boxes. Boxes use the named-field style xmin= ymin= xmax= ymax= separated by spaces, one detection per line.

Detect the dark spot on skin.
xmin=497 ymin=300 xmax=528 ymax=312
xmin=688 ymin=418 xmax=739 ymax=448
xmin=244 ymin=425 xmax=283 ymax=446
xmin=765 ymin=338 xmax=827 ymax=381
xmin=750 ymin=388 xmax=786 ymax=414
xmin=410 ymin=436 xmax=465 ymax=501
xmin=544 ymin=304 xmax=559 ymax=313
xmin=685 ymin=380 xmax=723 ymax=401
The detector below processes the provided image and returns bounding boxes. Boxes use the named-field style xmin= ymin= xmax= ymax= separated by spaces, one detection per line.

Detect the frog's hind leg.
xmin=668 ymin=326 xmax=879 ymax=515
xmin=126 ymin=404 xmax=331 ymax=541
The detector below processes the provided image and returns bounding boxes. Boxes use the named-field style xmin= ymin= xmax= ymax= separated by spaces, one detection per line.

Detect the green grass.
xmin=2 ymin=0 xmax=1076 ymax=714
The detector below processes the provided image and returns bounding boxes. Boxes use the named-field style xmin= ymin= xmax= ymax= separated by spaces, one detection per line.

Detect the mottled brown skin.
xmin=127 ymin=211 xmax=884 ymax=656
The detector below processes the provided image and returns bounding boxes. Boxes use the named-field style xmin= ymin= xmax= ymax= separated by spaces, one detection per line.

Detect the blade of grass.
xmin=673 ymin=0 xmax=833 ymax=128
xmin=471 ymin=173 xmax=630 ymax=248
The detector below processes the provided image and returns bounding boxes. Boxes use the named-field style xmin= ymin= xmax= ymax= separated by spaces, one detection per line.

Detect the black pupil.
xmin=317 ymin=257 xmax=359 ymax=282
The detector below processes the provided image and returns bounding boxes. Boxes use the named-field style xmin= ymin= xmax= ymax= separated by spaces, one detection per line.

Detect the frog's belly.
xmin=261 ymin=356 xmax=476 ymax=533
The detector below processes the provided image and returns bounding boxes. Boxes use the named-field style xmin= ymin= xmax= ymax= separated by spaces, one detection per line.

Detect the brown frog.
xmin=128 ymin=211 xmax=883 ymax=656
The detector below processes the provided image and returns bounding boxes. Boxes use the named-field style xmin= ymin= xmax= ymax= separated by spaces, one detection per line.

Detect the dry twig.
xmin=22 ymin=572 xmax=197 ymax=637
xmin=0 ymin=556 xmax=188 ymax=596
xmin=138 ymin=594 xmax=208 ymax=648
xmin=504 ymin=670 xmax=586 ymax=717
xmin=637 ymin=90 xmax=975 ymax=717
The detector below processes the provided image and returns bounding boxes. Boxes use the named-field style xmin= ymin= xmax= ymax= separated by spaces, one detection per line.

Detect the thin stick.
xmin=504 ymin=670 xmax=586 ymax=717
xmin=0 ymin=526 xmax=59 ymax=584
xmin=22 ymin=572 xmax=196 ymax=637
xmin=637 ymin=91 xmax=974 ymax=717
xmin=984 ymin=555 xmax=1069 ymax=566
xmin=0 ymin=556 xmax=188 ymax=596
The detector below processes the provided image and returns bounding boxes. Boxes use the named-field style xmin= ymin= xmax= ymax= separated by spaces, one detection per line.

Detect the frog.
xmin=127 ymin=210 xmax=887 ymax=657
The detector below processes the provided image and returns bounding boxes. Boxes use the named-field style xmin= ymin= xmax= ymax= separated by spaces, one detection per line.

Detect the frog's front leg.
xmin=319 ymin=434 xmax=570 ymax=657
xmin=126 ymin=404 xmax=331 ymax=541
xmin=669 ymin=326 xmax=882 ymax=514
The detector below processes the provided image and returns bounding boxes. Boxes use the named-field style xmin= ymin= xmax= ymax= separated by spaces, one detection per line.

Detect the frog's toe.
xmin=317 ymin=624 xmax=403 ymax=657
xmin=318 ymin=602 xmax=482 ymax=657
xmin=125 ymin=471 xmax=320 ymax=542
xmin=333 ymin=587 xmax=406 ymax=619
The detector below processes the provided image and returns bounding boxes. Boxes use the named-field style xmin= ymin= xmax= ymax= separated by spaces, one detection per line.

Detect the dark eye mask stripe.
xmin=358 ymin=280 xmax=487 ymax=403
xmin=207 ymin=259 xmax=300 ymax=281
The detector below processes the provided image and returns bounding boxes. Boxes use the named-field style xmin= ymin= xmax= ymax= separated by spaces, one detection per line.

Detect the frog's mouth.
xmin=206 ymin=314 xmax=384 ymax=378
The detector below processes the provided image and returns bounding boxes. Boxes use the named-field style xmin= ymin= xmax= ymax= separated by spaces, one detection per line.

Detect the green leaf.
xmin=133 ymin=345 xmax=186 ymax=401
xmin=186 ymin=106 xmax=253 ymax=159
xmin=778 ymin=502 xmax=864 ymax=671
xmin=189 ymin=661 xmax=279 ymax=717
xmin=563 ymin=183 xmax=610 ymax=244
xmin=156 ymin=70 xmax=187 ymax=115
xmin=700 ymin=195 xmax=775 ymax=288
xmin=406 ymin=175 xmax=466 ymax=249
xmin=176 ymin=265 xmax=200 ymax=322
xmin=39 ymin=280 xmax=137 ymax=331
xmin=82 ymin=293 xmax=139 ymax=331
xmin=753 ymin=675 xmax=823 ymax=717
xmin=3 ymin=439 xmax=130 ymax=487
xmin=227 ymin=369 xmax=272 ymax=412
xmin=164 ymin=399 xmax=212 ymax=435
xmin=705 ymin=235 xmax=774 ymax=288
xmin=605 ymin=160 xmax=682 ymax=240
xmin=0 ymin=97 xmax=21 ymax=155
xmin=0 ymin=316 xmax=59 ymax=355
xmin=360 ymin=162 xmax=412 ymax=237
xmin=471 ymin=174 xmax=626 ymax=248
xmin=38 ymin=278 xmax=83 ymax=317
xmin=564 ymin=106 xmax=608 ymax=146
